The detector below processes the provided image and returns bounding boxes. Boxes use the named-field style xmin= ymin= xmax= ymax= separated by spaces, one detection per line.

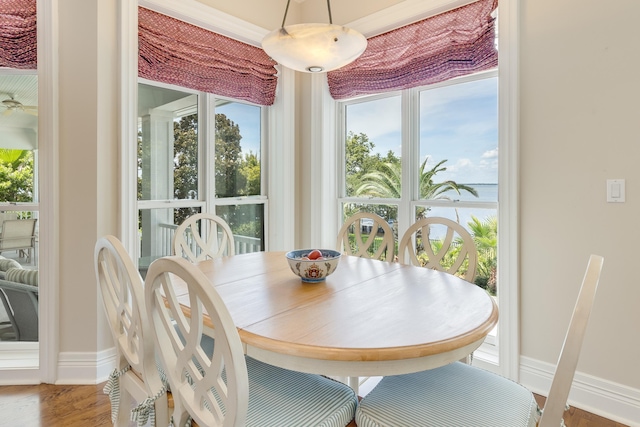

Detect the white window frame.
xmin=319 ymin=0 xmax=519 ymax=379
xmin=135 ymin=79 xmax=271 ymax=260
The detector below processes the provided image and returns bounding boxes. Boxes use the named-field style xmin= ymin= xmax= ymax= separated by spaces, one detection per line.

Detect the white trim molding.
xmin=520 ymin=356 xmax=640 ymax=427
xmin=496 ymin=0 xmax=520 ymax=381
xmin=0 ymin=343 xmax=39 ymax=384
xmin=139 ymin=0 xmax=268 ymax=45
xmin=55 ymin=348 xmax=117 ymax=385
xmin=37 ymin=0 xmax=60 ymax=384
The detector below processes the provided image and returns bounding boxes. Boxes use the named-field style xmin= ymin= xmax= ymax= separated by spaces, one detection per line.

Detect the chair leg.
xmin=116 ymin=388 xmax=134 ymax=427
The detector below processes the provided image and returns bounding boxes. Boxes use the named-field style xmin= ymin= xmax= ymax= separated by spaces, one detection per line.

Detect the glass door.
xmin=0 ymin=72 xmax=39 ymax=362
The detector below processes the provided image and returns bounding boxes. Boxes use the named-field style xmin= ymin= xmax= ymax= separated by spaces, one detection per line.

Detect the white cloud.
xmin=481 ymin=148 xmax=498 ymax=159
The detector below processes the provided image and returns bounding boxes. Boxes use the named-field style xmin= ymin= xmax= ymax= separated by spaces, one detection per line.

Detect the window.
xmin=137 ymin=81 xmax=267 ymax=273
xmin=0 ymin=72 xmax=39 ymax=270
xmin=339 ymin=70 xmax=498 ymax=314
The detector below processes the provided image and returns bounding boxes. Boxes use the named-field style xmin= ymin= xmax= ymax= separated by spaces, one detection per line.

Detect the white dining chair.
xmin=397 ymin=216 xmax=478 ymax=283
xmin=145 ymin=255 xmax=358 ymax=427
xmin=172 ymin=212 xmax=235 ymax=262
xmin=355 ymin=254 xmax=604 ymax=427
xmin=94 ymin=235 xmax=169 ymax=427
xmin=336 ymin=212 xmax=395 ymax=262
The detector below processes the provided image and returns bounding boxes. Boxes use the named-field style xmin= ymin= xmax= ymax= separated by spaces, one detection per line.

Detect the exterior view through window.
xmin=340 ymin=72 xmax=498 ymax=297
xmin=0 ymin=72 xmax=39 ymax=345
xmin=137 ymin=82 xmax=265 ymax=276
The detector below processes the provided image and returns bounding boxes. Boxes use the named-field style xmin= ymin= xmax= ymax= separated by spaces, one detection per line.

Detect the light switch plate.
xmin=607 ymin=179 xmax=625 ymax=203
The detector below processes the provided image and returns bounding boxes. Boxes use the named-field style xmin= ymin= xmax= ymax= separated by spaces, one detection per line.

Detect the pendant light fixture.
xmin=261 ymin=0 xmax=367 ymax=73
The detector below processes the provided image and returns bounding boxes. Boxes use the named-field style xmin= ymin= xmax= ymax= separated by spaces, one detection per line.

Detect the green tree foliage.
xmin=239 ymin=151 xmax=261 ymax=196
xmin=418 ymin=158 xmax=478 ymax=200
xmin=167 ymin=113 xmax=261 ymax=228
xmin=174 ymin=114 xmax=199 ymax=200
xmin=0 ymin=149 xmax=33 ymax=202
xmin=468 ymin=215 xmax=497 ymax=294
xmin=215 ymin=114 xmax=245 ymax=198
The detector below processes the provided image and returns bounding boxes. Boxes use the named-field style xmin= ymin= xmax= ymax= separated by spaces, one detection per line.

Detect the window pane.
xmin=419 ymin=78 xmax=498 ymax=201
xmin=216 ymin=204 xmax=264 ymax=254
xmin=215 ymin=101 xmax=261 ymax=198
xmin=344 ymin=96 xmax=402 ymax=198
xmin=0 ymin=73 xmax=37 ymax=203
xmin=416 ymin=206 xmax=497 ymax=296
xmin=138 ymin=83 xmax=198 ymax=201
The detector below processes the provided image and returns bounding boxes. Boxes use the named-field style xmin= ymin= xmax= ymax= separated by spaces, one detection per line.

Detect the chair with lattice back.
xmin=94 ymin=235 xmax=169 ymax=427
xmin=172 ymin=213 xmax=235 ymax=262
xmin=337 ymin=212 xmax=395 ymax=262
xmin=398 ymin=216 xmax=478 ymax=283
xmin=145 ymin=255 xmax=358 ymax=427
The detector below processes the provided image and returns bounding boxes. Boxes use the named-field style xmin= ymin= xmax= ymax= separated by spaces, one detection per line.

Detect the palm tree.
xmin=354 ymin=160 xmax=402 ymax=198
xmin=419 ymin=158 xmax=479 ymax=200
xmin=0 ymin=149 xmax=28 ymax=168
xmin=355 ymin=157 xmax=479 ymax=201
xmin=467 ymin=215 xmax=497 ymax=294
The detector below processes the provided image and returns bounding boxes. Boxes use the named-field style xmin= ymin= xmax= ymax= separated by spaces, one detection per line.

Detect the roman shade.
xmin=0 ymin=0 xmax=37 ymax=69
xmin=138 ymin=7 xmax=278 ymax=106
xmin=327 ymin=0 xmax=498 ymax=100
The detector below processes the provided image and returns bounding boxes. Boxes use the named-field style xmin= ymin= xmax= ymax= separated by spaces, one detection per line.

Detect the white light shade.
xmin=262 ymin=23 xmax=367 ymax=73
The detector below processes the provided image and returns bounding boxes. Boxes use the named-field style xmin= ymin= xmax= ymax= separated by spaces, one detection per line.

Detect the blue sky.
xmin=216 ymin=102 xmax=262 ymax=158
xmin=215 ymin=76 xmax=498 ymax=185
xmin=346 ymin=76 xmax=498 ymax=184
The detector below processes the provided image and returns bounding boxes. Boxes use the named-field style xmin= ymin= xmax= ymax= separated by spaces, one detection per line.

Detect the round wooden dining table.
xmin=172 ymin=251 xmax=498 ymax=381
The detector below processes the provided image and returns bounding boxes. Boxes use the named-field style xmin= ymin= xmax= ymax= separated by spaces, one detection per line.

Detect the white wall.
xmin=57 ymin=0 xmax=118 ymax=380
xmin=519 ymin=0 xmax=640 ymax=410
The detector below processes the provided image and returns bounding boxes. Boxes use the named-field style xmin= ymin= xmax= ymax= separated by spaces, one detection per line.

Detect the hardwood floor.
xmin=0 ymin=383 xmax=629 ymax=427
xmin=0 ymin=383 xmax=112 ymax=427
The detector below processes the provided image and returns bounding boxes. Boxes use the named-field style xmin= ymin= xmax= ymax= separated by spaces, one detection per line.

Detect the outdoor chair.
xmin=172 ymin=213 xmax=235 ymax=262
xmin=94 ymin=235 xmax=169 ymax=427
xmin=0 ymin=278 xmax=38 ymax=341
xmin=355 ymin=254 xmax=604 ymax=427
xmin=145 ymin=255 xmax=358 ymax=427
xmin=397 ymin=216 xmax=478 ymax=283
xmin=336 ymin=212 xmax=395 ymax=262
xmin=0 ymin=219 xmax=37 ymax=263
xmin=0 ymin=211 xmax=18 ymax=228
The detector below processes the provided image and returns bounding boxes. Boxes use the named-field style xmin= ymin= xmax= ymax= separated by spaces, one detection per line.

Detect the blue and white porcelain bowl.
xmin=285 ymin=249 xmax=341 ymax=283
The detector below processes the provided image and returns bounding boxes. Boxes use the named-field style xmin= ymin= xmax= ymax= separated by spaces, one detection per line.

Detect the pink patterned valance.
xmin=138 ymin=7 xmax=278 ymax=106
xmin=327 ymin=0 xmax=498 ymax=100
xmin=0 ymin=0 xmax=37 ymax=69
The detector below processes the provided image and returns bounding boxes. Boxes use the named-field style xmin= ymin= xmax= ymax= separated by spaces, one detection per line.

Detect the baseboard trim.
xmin=520 ymin=356 xmax=640 ymax=427
xmin=0 ymin=342 xmax=39 ymax=368
xmin=55 ymin=347 xmax=117 ymax=385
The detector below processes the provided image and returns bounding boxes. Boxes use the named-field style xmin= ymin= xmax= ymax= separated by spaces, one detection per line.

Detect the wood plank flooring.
xmin=0 ymin=383 xmax=112 ymax=427
xmin=0 ymin=382 xmax=629 ymax=427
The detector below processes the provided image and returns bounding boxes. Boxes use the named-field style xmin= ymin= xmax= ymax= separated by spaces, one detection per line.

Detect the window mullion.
xmin=398 ymin=89 xmax=417 ymax=237
xmin=204 ymin=93 xmax=214 ymax=213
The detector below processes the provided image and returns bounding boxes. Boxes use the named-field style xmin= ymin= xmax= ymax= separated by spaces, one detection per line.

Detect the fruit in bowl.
xmin=285 ymin=249 xmax=341 ymax=283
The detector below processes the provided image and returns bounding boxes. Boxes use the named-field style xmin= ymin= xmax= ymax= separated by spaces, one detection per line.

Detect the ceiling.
xmin=0 ymin=73 xmax=38 ymax=149
xmin=0 ymin=73 xmax=38 ymax=130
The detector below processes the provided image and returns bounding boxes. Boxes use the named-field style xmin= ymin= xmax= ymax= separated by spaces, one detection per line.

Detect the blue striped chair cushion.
xmin=244 ymin=357 xmax=357 ymax=426
xmin=356 ymin=362 xmax=539 ymax=427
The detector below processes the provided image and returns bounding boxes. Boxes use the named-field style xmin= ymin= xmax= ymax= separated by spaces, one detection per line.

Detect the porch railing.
xmin=155 ymin=222 xmax=261 ymax=256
